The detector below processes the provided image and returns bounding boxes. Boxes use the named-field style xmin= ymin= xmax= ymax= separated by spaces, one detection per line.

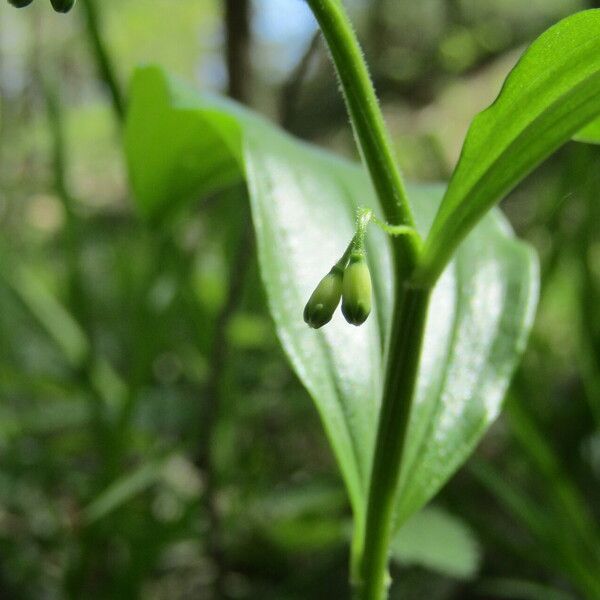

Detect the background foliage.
xmin=0 ymin=1 xmax=599 ymax=598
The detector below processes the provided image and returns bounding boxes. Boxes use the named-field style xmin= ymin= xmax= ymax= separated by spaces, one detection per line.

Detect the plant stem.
xmin=80 ymin=0 xmax=125 ymax=122
xmin=355 ymin=285 xmax=431 ymax=599
xmin=40 ymin=70 xmax=125 ymax=487
xmin=42 ymin=74 xmax=86 ymax=324
xmin=280 ymin=31 xmax=320 ymax=128
xmin=305 ymin=3 xmax=435 ymax=598
xmin=305 ymin=0 xmax=418 ymax=256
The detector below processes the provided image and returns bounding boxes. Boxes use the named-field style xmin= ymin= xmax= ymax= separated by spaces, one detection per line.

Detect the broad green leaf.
xmin=391 ymin=506 xmax=480 ymax=580
xmin=420 ymin=10 xmax=600 ymax=283
xmin=125 ymin=66 xmax=538 ymax=534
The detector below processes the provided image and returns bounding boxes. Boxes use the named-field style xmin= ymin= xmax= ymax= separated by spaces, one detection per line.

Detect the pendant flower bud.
xmin=342 ymin=253 xmax=372 ymax=326
xmin=50 ymin=0 xmax=75 ymax=12
xmin=8 ymin=0 xmax=35 ymax=7
xmin=303 ymin=266 xmax=343 ymax=329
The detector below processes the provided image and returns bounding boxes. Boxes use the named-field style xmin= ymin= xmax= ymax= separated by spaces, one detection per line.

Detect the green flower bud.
xmin=50 ymin=0 xmax=75 ymax=12
xmin=342 ymin=253 xmax=372 ymax=326
xmin=8 ymin=0 xmax=35 ymax=7
xmin=303 ymin=266 xmax=343 ymax=329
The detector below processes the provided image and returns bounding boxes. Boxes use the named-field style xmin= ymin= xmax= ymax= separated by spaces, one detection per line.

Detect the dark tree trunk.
xmin=224 ymin=0 xmax=251 ymax=103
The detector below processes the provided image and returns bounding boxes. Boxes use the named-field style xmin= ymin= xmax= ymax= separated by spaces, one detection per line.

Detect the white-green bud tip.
xmin=342 ymin=253 xmax=372 ymax=326
xmin=303 ymin=267 xmax=343 ymax=329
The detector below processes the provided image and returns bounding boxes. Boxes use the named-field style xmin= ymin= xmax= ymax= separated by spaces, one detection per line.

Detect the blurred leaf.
xmin=226 ymin=313 xmax=274 ymax=349
xmin=0 ymin=401 xmax=89 ymax=441
xmin=477 ymin=578 xmax=576 ymax=600
xmin=83 ymin=452 xmax=175 ymax=524
xmin=125 ymin=66 xmax=537 ymax=536
xmin=90 ymin=358 xmax=128 ymax=417
xmin=471 ymin=458 xmax=600 ymax=596
xmin=505 ymin=395 xmax=600 ymax=558
xmin=124 ymin=82 xmax=242 ymax=221
xmin=249 ymin=484 xmax=348 ymax=553
xmin=470 ymin=458 xmax=555 ymax=542
xmin=263 ymin=517 xmax=346 ymax=553
xmin=0 ymin=365 xmax=78 ymax=397
xmin=0 ymin=262 xmax=89 ymax=367
xmin=250 ymin=484 xmax=348 ymax=523
xmin=421 ymin=10 xmax=600 ymax=281
xmin=391 ymin=506 xmax=480 ymax=580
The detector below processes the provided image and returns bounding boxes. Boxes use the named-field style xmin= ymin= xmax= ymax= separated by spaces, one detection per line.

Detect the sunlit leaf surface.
xmin=125 ymin=66 xmax=538 ymax=529
xmin=421 ymin=10 xmax=600 ymax=281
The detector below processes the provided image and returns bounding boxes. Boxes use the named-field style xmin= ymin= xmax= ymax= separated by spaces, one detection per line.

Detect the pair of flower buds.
xmin=8 ymin=0 xmax=75 ymax=13
xmin=304 ymin=250 xmax=372 ymax=329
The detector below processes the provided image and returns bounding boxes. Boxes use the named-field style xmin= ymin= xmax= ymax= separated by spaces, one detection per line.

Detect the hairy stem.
xmin=355 ymin=286 xmax=430 ymax=599
xmin=306 ymin=0 xmax=418 ymax=258
xmin=305 ymin=2 xmax=435 ymax=598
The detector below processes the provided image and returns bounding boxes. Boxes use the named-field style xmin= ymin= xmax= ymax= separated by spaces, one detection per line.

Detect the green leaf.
xmin=391 ymin=506 xmax=480 ymax=580
xmin=0 ymin=401 xmax=90 ymax=442
xmin=248 ymin=484 xmax=349 ymax=553
xmin=82 ymin=452 xmax=177 ymax=524
xmin=125 ymin=66 xmax=538 ymax=533
xmin=575 ymin=117 xmax=600 ymax=145
xmin=0 ymin=261 xmax=89 ymax=368
xmin=419 ymin=10 xmax=600 ymax=284
xmin=477 ymin=579 xmax=577 ymax=600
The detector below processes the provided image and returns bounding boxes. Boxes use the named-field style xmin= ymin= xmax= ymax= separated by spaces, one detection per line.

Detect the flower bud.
xmin=8 ymin=0 xmax=35 ymax=7
xmin=50 ymin=0 xmax=75 ymax=12
xmin=342 ymin=253 xmax=372 ymax=326
xmin=303 ymin=266 xmax=343 ymax=329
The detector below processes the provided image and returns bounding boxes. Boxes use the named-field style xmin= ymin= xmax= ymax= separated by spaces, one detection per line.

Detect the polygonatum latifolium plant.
xmin=123 ymin=4 xmax=600 ymax=597
xmin=24 ymin=0 xmax=599 ymax=596
xmin=124 ymin=66 xmax=537 ymax=596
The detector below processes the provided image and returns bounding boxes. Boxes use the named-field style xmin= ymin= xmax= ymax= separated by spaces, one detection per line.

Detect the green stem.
xmin=306 ymin=0 xmax=419 ymax=260
xmin=356 ymin=285 xmax=431 ymax=599
xmin=42 ymin=76 xmax=80 ymax=299
xmin=80 ymin=0 xmax=125 ymax=122
xmin=333 ymin=210 xmax=372 ymax=270
xmin=370 ymin=216 xmax=422 ymax=247
xmin=305 ymin=2 xmax=435 ymax=598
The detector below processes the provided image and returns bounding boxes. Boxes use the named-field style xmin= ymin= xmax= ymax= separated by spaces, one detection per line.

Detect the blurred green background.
xmin=1 ymin=0 xmax=600 ymax=598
